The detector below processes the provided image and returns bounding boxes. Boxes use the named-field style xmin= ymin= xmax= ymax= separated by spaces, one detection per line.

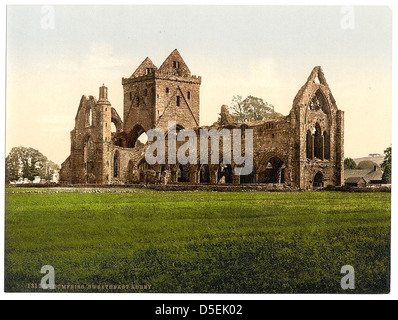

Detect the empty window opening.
xmin=113 ymin=152 xmax=119 ymax=178
xmin=217 ymin=164 xmax=233 ymax=184
xmin=314 ymin=123 xmax=323 ymax=160
xmin=176 ymin=96 xmax=180 ymax=106
xmin=137 ymin=132 xmax=148 ymax=145
xmin=187 ymin=91 xmax=191 ymax=99
xmin=178 ymin=164 xmax=190 ymax=183
xmin=323 ymin=131 xmax=330 ymax=160
xmin=173 ymin=61 xmax=180 ymax=69
xmin=264 ymin=157 xmax=285 ymax=184
xmin=86 ymin=108 xmax=93 ymax=127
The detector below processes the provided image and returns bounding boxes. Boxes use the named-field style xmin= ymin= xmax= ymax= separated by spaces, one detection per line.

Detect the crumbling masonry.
xmin=60 ymin=49 xmax=344 ymax=189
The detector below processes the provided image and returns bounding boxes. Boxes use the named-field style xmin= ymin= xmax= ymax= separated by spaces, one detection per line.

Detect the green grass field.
xmin=5 ymin=188 xmax=391 ymax=294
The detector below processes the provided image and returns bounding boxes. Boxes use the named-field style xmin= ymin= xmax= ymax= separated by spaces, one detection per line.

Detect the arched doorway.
xmin=198 ymin=164 xmax=210 ymax=183
xmin=178 ymin=164 xmax=190 ymax=183
xmin=240 ymin=169 xmax=255 ymax=184
xmin=313 ymin=171 xmax=324 ymax=188
xmin=217 ymin=163 xmax=233 ymax=184
xmin=264 ymin=157 xmax=285 ymax=184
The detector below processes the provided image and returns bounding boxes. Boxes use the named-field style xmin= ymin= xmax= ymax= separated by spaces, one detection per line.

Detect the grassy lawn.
xmin=5 ymin=188 xmax=391 ymax=294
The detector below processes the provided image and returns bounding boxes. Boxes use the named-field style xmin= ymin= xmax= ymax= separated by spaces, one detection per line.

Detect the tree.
xmin=381 ymin=146 xmax=391 ymax=184
xmin=344 ymin=158 xmax=357 ymax=170
xmin=5 ymin=146 xmax=59 ymax=183
xmin=357 ymin=160 xmax=378 ymax=170
xmin=229 ymin=95 xmax=284 ymax=123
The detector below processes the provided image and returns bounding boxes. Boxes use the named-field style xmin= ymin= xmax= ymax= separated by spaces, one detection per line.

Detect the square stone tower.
xmin=121 ymin=49 xmax=201 ymax=147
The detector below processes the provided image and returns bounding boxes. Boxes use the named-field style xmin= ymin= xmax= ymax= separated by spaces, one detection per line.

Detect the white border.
xmin=0 ymin=0 xmax=396 ymax=301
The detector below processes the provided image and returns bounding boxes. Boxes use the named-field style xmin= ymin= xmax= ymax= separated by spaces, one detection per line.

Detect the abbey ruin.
xmin=59 ymin=49 xmax=344 ymax=189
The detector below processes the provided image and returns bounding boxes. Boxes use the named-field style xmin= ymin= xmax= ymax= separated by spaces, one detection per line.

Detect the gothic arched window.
xmin=113 ymin=152 xmax=119 ymax=178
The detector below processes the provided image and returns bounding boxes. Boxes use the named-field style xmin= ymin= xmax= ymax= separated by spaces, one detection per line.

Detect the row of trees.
xmin=5 ymin=146 xmax=59 ymax=183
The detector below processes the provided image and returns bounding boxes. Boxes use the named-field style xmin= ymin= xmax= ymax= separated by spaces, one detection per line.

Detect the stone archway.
xmin=198 ymin=164 xmax=210 ymax=183
xmin=313 ymin=171 xmax=324 ymax=188
xmin=127 ymin=124 xmax=147 ymax=148
xmin=256 ymin=153 xmax=288 ymax=184
xmin=177 ymin=164 xmax=190 ymax=183
xmin=263 ymin=156 xmax=285 ymax=184
xmin=240 ymin=167 xmax=256 ymax=184
xmin=217 ymin=163 xmax=233 ymax=184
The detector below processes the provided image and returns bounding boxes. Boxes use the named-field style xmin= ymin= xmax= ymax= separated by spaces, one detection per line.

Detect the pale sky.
xmin=6 ymin=5 xmax=392 ymax=165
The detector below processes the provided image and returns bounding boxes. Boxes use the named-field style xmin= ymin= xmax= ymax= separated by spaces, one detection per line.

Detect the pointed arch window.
xmin=323 ymin=131 xmax=330 ymax=160
xmin=306 ymin=130 xmax=313 ymax=160
xmin=113 ymin=152 xmax=119 ymax=178
xmin=314 ymin=123 xmax=324 ymax=160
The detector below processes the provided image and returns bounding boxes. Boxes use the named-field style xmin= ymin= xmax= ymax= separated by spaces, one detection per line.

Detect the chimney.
xmin=99 ymin=84 xmax=108 ymax=101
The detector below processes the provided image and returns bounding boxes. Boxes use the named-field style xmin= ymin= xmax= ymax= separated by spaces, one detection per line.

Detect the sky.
xmin=6 ymin=5 xmax=392 ymax=165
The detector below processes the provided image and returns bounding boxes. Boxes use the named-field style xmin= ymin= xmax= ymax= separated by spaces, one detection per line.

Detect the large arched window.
xmin=314 ymin=123 xmax=323 ymax=160
xmin=309 ymin=89 xmax=330 ymax=115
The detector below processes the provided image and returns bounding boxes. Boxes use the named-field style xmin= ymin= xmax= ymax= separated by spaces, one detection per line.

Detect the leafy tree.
xmin=344 ymin=158 xmax=357 ymax=170
xmin=5 ymin=146 xmax=59 ymax=183
xmin=229 ymin=95 xmax=284 ymax=123
xmin=381 ymin=146 xmax=392 ymax=184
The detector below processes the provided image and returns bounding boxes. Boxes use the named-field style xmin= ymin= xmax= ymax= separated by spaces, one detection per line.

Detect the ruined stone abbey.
xmin=60 ymin=49 xmax=344 ymax=189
